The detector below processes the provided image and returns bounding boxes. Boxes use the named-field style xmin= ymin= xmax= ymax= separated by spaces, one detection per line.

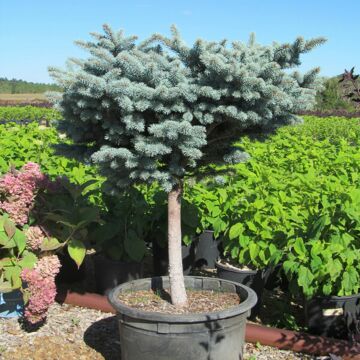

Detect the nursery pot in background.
xmin=108 ymin=276 xmax=257 ymax=360
xmin=264 ymin=262 xmax=288 ymax=291
xmin=0 ymin=290 xmax=24 ymax=318
xmin=151 ymin=237 xmax=196 ymax=276
xmin=215 ymin=260 xmax=268 ymax=318
xmin=93 ymin=254 xmax=144 ymax=295
xmin=193 ymin=230 xmax=220 ymax=269
xmin=56 ymin=248 xmax=87 ymax=285
xmin=305 ymin=293 xmax=360 ymax=340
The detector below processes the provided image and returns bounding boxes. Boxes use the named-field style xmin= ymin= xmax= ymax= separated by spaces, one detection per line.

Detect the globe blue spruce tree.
xmin=49 ymin=24 xmax=325 ymax=307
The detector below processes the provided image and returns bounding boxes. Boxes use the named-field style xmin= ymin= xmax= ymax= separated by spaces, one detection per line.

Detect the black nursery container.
xmin=215 ymin=261 xmax=267 ymax=318
xmin=305 ymin=293 xmax=360 ymax=339
xmin=264 ymin=262 xmax=289 ymax=292
xmin=152 ymin=238 xmax=195 ymax=276
xmin=55 ymin=248 xmax=86 ymax=285
xmin=194 ymin=230 xmax=221 ymax=269
xmin=108 ymin=276 xmax=257 ymax=360
xmin=93 ymin=254 xmax=143 ymax=295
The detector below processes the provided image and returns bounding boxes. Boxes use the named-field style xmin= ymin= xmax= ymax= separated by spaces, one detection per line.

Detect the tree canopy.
xmin=49 ymin=25 xmax=325 ymax=193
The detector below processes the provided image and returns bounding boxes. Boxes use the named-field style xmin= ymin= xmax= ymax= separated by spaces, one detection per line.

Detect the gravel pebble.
xmin=0 ymin=303 xmax=319 ymax=359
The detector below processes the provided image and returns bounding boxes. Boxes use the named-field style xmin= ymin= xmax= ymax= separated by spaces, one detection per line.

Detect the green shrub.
xmin=0 ymin=122 xmax=103 ymax=203
xmin=0 ymin=106 xmax=62 ymax=123
xmin=187 ymin=116 xmax=360 ymax=297
xmin=284 ymin=186 xmax=360 ymax=298
xmin=315 ymin=77 xmax=355 ymax=112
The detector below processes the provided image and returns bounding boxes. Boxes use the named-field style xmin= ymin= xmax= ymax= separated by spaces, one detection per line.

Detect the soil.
xmin=2 ymin=336 xmax=103 ymax=360
xmin=193 ymin=268 xmax=306 ymax=332
xmin=118 ymin=288 xmax=240 ymax=314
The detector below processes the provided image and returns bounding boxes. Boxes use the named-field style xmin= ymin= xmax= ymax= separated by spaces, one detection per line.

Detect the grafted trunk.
xmin=168 ymin=183 xmax=188 ymax=306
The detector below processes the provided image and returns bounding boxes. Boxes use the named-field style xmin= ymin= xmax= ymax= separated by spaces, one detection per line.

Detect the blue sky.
xmin=1 ymin=0 xmax=359 ymax=83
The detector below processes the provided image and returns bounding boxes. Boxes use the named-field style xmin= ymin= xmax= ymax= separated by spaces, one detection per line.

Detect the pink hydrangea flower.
xmin=25 ymin=226 xmax=46 ymax=251
xmin=21 ymin=255 xmax=61 ymax=324
xmin=21 ymin=268 xmax=57 ymax=324
xmin=0 ymin=163 xmax=53 ymax=225
xmin=35 ymin=255 xmax=61 ymax=279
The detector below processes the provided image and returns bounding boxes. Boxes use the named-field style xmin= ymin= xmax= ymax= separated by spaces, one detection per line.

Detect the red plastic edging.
xmin=56 ymin=289 xmax=360 ymax=359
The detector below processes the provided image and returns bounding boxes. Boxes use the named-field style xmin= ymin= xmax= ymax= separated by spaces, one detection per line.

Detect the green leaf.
xmin=229 ymin=223 xmax=243 ymax=240
xmin=310 ymin=240 xmax=323 ymax=257
xmin=4 ymin=218 xmax=16 ymax=238
xmin=4 ymin=266 xmax=21 ymax=289
xmin=90 ymin=222 xmax=121 ymax=243
xmin=13 ymin=229 xmax=26 ymax=254
xmin=79 ymin=179 xmax=99 ymax=192
xmin=44 ymin=213 xmax=76 ymax=228
xmin=230 ymin=246 xmax=239 ymax=259
xmin=323 ymin=283 xmax=332 ymax=296
xmin=239 ymin=234 xmax=250 ymax=248
xmin=328 ymin=259 xmax=342 ymax=279
xmin=341 ymin=268 xmax=358 ymax=295
xmin=294 ymin=238 xmax=306 ymax=257
xmin=249 ymin=243 xmax=260 ymax=261
xmin=0 ymin=231 xmax=9 ymax=246
xmin=182 ymin=203 xmax=199 ymax=229
xmin=212 ymin=217 xmax=226 ymax=238
xmin=124 ymin=229 xmax=146 ymax=262
xmin=246 ymin=221 xmax=258 ymax=233
xmin=40 ymin=237 xmax=63 ymax=251
xmin=310 ymin=255 xmax=322 ymax=272
xmin=182 ymin=234 xmax=192 ymax=246
xmin=1 ymin=236 xmax=16 ymax=249
xmin=217 ymin=189 xmax=228 ymax=203
xmin=78 ymin=207 xmax=100 ymax=224
xmin=298 ymin=266 xmax=314 ymax=292
xmin=67 ymin=238 xmax=86 ymax=268
xmin=0 ymin=280 xmax=14 ymax=293
xmin=283 ymin=260 xmax=296 ymax=275
xmin=18 ymin=252 xmax=38 ymax=269
xmin=307 ymin=215 xmax=328 ymax=240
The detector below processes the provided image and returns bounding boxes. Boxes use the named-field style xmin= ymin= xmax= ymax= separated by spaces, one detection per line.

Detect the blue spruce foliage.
xmin=49 ymin=24 xmax=325 ymax=193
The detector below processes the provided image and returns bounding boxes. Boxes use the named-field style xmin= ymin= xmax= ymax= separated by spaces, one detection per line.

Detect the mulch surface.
xmin=118 ymin=288 xmax=240 ymax=314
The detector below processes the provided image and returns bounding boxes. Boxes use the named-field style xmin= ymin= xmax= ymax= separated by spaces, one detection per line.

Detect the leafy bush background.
xmin=1 ymin=108 xmax=360 ymax=296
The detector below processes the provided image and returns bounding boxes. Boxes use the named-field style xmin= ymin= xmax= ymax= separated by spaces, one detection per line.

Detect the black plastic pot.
xmin=108 ymin=276 xmax=257 ymax=360
xmin=0 ymin=290 xmax=24 ymax=318
xmin=55 ymin=249 xmax=86 ymax=285
xmin=152 ymin=239 xmax=195 ymax=276
xmin=264 ymin=263 xmax=289 ymax=291
xmin=305 ymin=293 xmax=360 ymax=340
xmin=93 ymin=254 xmax=144 ymax=295
xmin=215 ymin=261 xmax=267 ymax=318
xmin=194 ymin=230 xmax=221 ymax=269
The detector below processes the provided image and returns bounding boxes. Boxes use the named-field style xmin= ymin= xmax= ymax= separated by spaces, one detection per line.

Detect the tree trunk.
xmin=168 ymin=183 xmax=188 ymax=307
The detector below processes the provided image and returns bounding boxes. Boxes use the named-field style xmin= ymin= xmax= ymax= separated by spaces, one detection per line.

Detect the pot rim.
xmin=215 ymin=260 xmax=259 ymax=275
xmin=108 ymin=275 xmax=257 ymax=323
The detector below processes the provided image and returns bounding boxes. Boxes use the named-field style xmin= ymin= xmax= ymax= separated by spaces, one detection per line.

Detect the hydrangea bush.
xmin=0 ymin=162 xmax=98 ymax=324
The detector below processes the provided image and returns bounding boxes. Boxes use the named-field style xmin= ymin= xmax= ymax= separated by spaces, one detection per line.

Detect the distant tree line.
xmin=0 ymin=77 xmax=61 ymax=93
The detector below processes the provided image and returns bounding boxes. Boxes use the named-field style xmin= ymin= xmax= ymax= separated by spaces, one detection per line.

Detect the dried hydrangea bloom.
xmin=21 ymin=268 xmax=58 ymax=324
xmin=25 ymin=226 xmax=46 ymax=251
xmin=21 ymin=255 xmax=61 ymax=324
xmin=34 ymin=255 xmax=61 ymax=279
xmin=0 ymin=162 xmax=55 ymax=225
